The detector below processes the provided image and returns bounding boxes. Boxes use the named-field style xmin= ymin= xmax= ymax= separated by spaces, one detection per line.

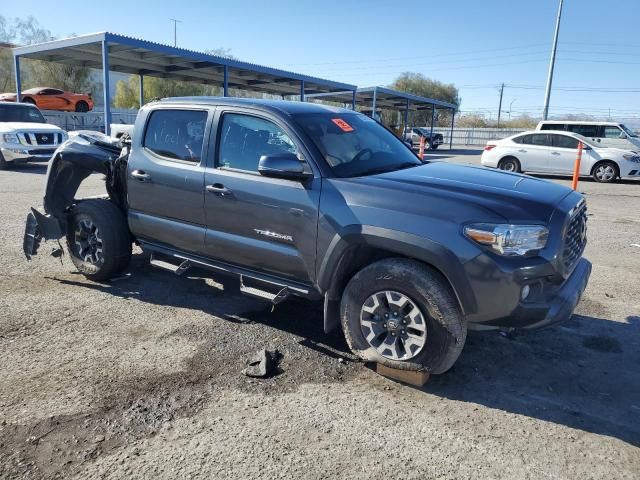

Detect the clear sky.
xmin=4 ymin=0 xmax=640 ymax=123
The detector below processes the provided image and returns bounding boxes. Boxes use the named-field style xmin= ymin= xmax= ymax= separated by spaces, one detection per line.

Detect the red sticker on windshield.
xmin=331 ymin=118 xmax=354 ymax=132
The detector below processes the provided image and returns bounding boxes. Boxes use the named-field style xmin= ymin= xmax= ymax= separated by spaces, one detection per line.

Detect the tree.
xmin=388 ymin=72 xmax=461 ymax=127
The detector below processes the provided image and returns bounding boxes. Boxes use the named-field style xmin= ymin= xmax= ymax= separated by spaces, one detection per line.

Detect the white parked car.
xmin=481 ymin=130 xmax=640 ymax=183
xmin=0 ymin=101 xmax=68 ymax=170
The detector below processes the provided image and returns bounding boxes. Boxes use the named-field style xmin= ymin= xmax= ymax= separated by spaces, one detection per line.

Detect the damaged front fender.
xmin=23 ymin=133 xmax=129 ymax=260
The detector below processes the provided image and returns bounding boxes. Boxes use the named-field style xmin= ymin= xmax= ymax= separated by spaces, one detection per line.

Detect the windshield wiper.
xmin=361 ymin=162 xmax=420 ymax=176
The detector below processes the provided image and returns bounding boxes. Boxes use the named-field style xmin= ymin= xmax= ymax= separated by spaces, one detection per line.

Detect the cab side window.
xmin=603 ymin=126 xmax=623 ymax=138
xmin=218 ymin=113 xmax=298 ymax=172
xmin=144 ymin=109 xmax=207 ymax=163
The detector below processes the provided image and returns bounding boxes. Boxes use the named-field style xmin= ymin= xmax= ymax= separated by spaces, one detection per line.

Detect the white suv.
xmin=0 ymin=102 xmax=67 ymax=170
xmin=481 ymin=130 xmax=640 ymax=183
xmin=536 ymin=120 xmax=640 ymax=151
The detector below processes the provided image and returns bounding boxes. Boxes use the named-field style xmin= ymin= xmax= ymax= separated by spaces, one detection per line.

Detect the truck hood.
xmin=0 ymin=122 xmax=62 ymax=133
xmin=351 ymin=161 xmax=574 ymax=222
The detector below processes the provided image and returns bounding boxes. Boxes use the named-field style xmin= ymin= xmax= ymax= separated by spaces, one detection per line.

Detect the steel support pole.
xmin=449 ymin=109 xmax=455 ymax=150
xmin=371 ymin=87 xmax=377 ymax=119
xmin=542 ymin=0 xmax=563 ymax=120
xmin=300 ymin=80 xmax=305 ymax=101
xmin=223 ymin=65 xmax=229 ymax=96
xmin=352 ymin=90 xmax=356 ymax=110
xmin=404 ymin=99 xmax=409 ymax=136
xmin=13 ymin=55 xmax=21 ymax=101
xmin=101 ymin=40 xmax=112 ymax=136
xmin=429 ymin=106 xmax=436 ymax=148
xmin=139 ymin=74 xmax=144 ymax=108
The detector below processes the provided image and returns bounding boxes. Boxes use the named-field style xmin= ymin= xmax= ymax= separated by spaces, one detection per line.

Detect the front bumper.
xmin=1 ymin=146 xmax=56 ymax=163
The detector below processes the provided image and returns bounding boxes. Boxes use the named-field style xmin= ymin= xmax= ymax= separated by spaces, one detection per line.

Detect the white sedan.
xmin=481 ymin=130 xmax=640 ymax=183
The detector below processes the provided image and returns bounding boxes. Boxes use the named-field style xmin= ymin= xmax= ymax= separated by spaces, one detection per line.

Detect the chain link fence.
xmin=42 ymin=109 xmax=138 ymax=132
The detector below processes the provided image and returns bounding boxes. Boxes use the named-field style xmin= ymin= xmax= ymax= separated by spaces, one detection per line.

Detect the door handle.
xmin=206 ymin=183 xmax=231 ymax=195
xmin=131 ymin=170 xmax=151 ymax=181
xmin=551 ymin=151 xmax=561 ymax=155
xmin=518 ymin=149 xmax=527 ymax=153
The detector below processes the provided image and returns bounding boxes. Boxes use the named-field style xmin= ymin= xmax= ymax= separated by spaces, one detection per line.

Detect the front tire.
xmin=340 ymin=258 xmax=467 ymax=374
xmin=498 ymin=156 xmax=521 ymax=173
xmin=431 ymin=144 xmax=439 ymax=151
xmin=66 ymin=199 xmax=131 ymax=281
xmin=592 ymin=161 xmax=619 ymax=183
xmin=0 ymin=151 xmax=8 ymax=170
xmin=22 ymin=97 xmax=36 ymax=105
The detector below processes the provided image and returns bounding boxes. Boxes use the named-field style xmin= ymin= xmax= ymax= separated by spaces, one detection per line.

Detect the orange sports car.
xmin=0 ymin=87 xmax=94 ymax=112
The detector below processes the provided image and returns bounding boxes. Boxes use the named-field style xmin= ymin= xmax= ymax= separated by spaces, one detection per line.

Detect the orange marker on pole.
xmin=419 ymin=136 xmax=425 ymax=160
xmin=571 ymin=142 xmax=583 ymax=190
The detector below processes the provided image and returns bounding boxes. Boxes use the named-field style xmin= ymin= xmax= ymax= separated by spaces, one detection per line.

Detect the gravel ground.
xmin=1 ymin=152 xmax=639 ymax=479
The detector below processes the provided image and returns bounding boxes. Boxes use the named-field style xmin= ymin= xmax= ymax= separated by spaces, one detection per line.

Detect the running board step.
xmin=240 ymin=275 xmax=289 ymax=304
xmin=150 ymin=254 xmax=191 ymax=275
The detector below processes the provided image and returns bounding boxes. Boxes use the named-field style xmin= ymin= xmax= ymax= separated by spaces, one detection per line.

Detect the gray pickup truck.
xmin=23 ymin=97 xmax=591 ymax=374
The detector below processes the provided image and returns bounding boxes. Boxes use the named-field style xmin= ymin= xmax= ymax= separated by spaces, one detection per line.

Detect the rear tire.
xmin=75 ymin=101 xmax=89 ymax=112
xmin=498 ymin=156 xmax=521 ymax=173
xmin=340 ymin=258 xmax=467 ymax=374
xmin=66 ymin=199 xmax=131 ymax=281
xmin=592 ymin=161 xmax=619 ymax=183
xmin=431 ymin=144 xmax=439 ymax=151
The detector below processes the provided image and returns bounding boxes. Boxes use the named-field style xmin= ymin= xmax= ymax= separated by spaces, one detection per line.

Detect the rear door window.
xmin=552 ymin=134 xmax=579 ymax=149
xmin=143 ymin=109 xmax=208 ymax=163
xmin=522 ymin=134 xmax=551 ymax=146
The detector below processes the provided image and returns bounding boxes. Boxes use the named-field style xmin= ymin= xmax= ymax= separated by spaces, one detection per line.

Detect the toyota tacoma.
xmin=22 ymin=98 xmax=591 ymax=374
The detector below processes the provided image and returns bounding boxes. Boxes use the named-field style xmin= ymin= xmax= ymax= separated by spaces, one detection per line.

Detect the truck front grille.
xmin=561 ymin=200 xmax=587 ymax=274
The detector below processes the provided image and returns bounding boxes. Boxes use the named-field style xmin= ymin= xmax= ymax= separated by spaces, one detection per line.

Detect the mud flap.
xmin=323 ymin=294 xmax=341 ymax=333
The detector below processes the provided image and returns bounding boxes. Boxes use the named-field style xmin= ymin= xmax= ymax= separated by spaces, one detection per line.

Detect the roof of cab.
xmin=157 ymin=96 xmax=354 ymax=116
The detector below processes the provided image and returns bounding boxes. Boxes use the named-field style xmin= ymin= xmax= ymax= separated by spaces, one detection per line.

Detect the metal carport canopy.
xmin=12 ymin=32 xmax=356 ymax=134
xmin=306 ymin=86 xmax=456 ymax=111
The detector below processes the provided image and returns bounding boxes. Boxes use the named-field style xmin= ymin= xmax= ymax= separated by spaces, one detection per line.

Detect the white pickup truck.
xmin=0 ymin=102 xmax=68 ymax=170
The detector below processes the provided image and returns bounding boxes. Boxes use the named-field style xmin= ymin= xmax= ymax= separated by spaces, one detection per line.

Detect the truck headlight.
xmin=1 ymin=133 xmax=20 ymax=144
xmin=464 ymin=224 xmax=549 ymax=256
xmin=622 ymin=153 xmax=640 ymax=162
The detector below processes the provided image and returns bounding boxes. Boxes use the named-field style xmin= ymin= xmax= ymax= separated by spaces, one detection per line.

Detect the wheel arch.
xmin=590 ymin=159 xmax=619 ymax=175
xmin=318 ymin=226 xmax=477 ymax=333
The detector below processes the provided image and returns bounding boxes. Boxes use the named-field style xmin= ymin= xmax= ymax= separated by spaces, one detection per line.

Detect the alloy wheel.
xmin=359 ymin=290 xmax=427 ymax=360
xmin=74 ymin=219 xmax=104 ymax=265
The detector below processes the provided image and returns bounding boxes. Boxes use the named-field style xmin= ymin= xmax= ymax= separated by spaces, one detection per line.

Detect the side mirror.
xmin=582 ymin=143 xmax=592 ymax=150
xmin=258 ymin=154 xmax=311 ymax=181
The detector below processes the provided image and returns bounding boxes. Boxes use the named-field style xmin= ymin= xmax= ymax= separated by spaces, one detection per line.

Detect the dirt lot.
xmin=1 ymin=151 xmax=639 ymax=479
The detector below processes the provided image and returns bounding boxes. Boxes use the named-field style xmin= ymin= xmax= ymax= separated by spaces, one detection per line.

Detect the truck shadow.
xmin=50 ymin=257 xmax=640 ymax=447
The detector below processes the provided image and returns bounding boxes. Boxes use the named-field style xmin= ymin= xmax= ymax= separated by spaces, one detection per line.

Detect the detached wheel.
xmin=66 ymin=199 xmax=131 ymax=281
xmin=592 ymin=161 xmax=618 ymax=183
xmin=75 ymin=101 xmax=89 ymax=112
xmin=341 ymin=258 xmax=467 ymax=374
xmin=498 ymin=156 xmax=521 ymax=173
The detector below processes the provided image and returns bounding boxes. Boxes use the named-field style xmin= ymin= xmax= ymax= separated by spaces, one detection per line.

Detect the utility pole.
xmin=170 ymin=18 xmax=182 ymax=47
xmin=497 ymin=83 xmax=505 ymax=127
xmin=542 ymin=0 xmax=564 ymax=120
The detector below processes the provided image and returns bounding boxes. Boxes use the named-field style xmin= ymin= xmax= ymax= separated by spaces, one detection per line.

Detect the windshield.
xmin=0 ymin=104 xmax=46 ymax=123
xmin=620 ymin=124 xmax=638 ymax=138
xmin=293 ymin=112 xmax=421 ymax=177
